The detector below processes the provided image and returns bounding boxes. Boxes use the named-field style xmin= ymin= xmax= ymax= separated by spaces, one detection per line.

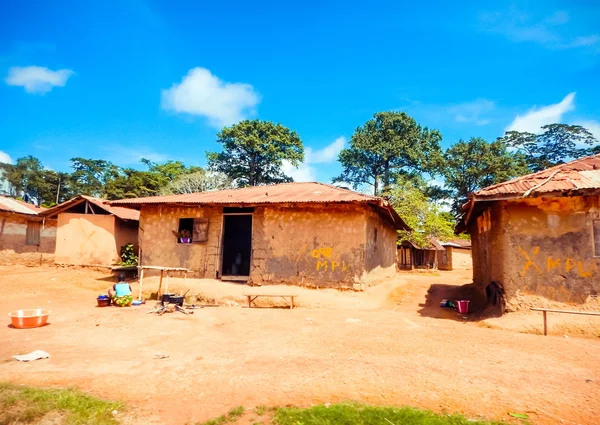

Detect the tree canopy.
xmin=206 ymin=120 xmax=304 ymax=187
xmin=500 ymin=124 xmax=597 ymax=172
xmin=333 ymin=111 xmax=443 ymax=195
xmin=442 ymin=137 xmax=529 ymax=214
xmin=388 ymin=176 xmax=455 ymax=248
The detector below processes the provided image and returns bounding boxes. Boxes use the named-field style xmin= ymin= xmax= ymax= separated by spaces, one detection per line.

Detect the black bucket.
xmin=169 ymin=295 xmax=184 ymax=306
xmin=161 ymin=293 xmax=175 ymax=304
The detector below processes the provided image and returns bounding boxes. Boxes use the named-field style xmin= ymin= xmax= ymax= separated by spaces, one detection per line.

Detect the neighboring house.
xmin=456 ymin=154 xmax=600 ymax=307
xmin=438 ymin=239 xmax=472 ymax=271
xmin=109 ymin=182 xmax=409 ymax=290
xmin=0 ymin=195 xmax=57 ymax=264
xmin=39 ymin=195 xmax=139 ymax=266
xmin=397 ymin=238 xmax=444 ymax=270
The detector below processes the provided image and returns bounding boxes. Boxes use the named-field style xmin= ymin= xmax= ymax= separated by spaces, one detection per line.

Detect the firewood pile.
xmin=147 ymin=302 xmax=192 ymax=315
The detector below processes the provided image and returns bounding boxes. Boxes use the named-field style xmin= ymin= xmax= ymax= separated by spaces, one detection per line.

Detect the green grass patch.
xmin=198 ymin=406 xmax=245 ymax=425
xmin=272 ymin=402 xmax=507 ymax=425
xmin=0 ymin=382 xmax=122 ymax=425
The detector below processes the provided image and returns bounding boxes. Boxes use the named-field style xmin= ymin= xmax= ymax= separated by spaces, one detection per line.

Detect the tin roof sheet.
xmin=40 ymin=195 xmax=140 ymax=221
xmin=475 ymin=154 xmax=600 ymax=199
xmin=0 ymin=196 xmax=44 ymax=215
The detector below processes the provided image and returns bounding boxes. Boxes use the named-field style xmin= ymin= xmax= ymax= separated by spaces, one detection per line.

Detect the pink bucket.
xmin=456 ymin=300 xmax=470 ymax=314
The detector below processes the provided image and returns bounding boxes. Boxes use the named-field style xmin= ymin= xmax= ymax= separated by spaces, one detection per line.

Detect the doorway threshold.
xmin=221 ymin=275 xmax=249 ymax=283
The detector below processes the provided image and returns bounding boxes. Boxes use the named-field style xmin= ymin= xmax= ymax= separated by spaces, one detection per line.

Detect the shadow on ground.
xmin=417 ymin=282 xmax=503 ymax=322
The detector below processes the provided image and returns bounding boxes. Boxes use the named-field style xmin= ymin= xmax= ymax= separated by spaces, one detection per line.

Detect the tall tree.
xmin=388 ymin=176 xmax=454 ymax=248
xmin=333 ymin=111 xmax=443 ymax=195
xmin=500 ymin=124 xmax=597 ymax=172
xmin=70 ymin=158 xmax=120 ymax=197
xmin=160 ymin=170 xmax=233 ymax=195
xmin=442 ymin=137 xmax=529 ymax=214
xmin=206 ymin=120 xmax=304 ymax=187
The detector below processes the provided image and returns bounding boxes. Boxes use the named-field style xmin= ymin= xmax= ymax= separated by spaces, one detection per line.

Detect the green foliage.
xmin=160 ymin=170 xmax=234 ymax=195
xmin=207 ymin=120 xmax=304 ymax=187
xmin=333 ymin=111 xmax=443 ymax=195
xmin=273 ymin=402 xmax=506 ymax=425
xmin=442 ymin=137 xmax=529 ymax=214
xmin=500 ymin=124 xmax=597 ymax=172
xmin=119 ymin=243 xmax=138 ymax=266
xmin=388 ymin=177 xmax=454 ymax=248
xmin=197 ymin=406 xmax=245 ymax=425
xmin=0 ymin=382 xmax=122 ymax=425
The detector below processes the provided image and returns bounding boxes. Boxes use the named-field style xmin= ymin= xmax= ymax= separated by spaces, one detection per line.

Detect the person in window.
xmin=108 ymin=274 xmax=133 ymax=307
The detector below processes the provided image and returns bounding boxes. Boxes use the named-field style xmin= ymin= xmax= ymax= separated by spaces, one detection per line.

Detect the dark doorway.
xmin=221 ymin=214 xmax=252 ymax=278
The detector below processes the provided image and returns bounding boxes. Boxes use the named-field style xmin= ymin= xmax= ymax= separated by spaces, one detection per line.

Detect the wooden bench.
xmin=531 ymin=308 xmax=600 ymax=335
xmin=244 ymin=294 xmax=298 ymax=309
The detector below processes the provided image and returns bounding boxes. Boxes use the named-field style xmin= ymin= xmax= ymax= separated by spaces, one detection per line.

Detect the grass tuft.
xmin=198 ymin=406 xmax=245 ymax=425
xmin=272 ymin=402 xmax=507 ymax=425
xmin=0 ymin=382 xmax=122 ymax=425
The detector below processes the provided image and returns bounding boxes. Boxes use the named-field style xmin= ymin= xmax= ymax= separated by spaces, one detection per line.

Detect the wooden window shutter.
xmin=26 ymin=221 xmax=41 ymax=246
xmin=594 ymin=220 xmax=600 ymax=256
xmin=192 ymin=218 xmax=209 ymax=243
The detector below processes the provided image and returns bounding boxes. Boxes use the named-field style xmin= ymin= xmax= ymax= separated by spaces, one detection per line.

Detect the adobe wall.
xmin=0 ymin=212 xmax=57 ymax=265
xmin=139 ymin=203 xmax=398 ymax=288
xmin=138 ymin=205 xmax=223 ymax=277
xmin=451 ymin=247 xmax=472 ymax=270
xmin=470 ymin=196 xmax=600 ymax=306
xmin=114 ymin=219 xmax=139 ymax=256
xmin=55 ymin=213 xmax=119 ymax=266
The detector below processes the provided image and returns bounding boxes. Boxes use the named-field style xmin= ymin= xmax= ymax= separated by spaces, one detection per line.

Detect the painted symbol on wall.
xmin=310 ymin=246 xmax=350 ymax=272
xmin=518 ymin=246 xmax=593 ymax=278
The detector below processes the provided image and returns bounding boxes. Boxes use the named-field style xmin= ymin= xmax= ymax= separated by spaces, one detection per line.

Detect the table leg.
xmin=165 ymin=272 xmax=170 ymax=295
xmin=543 ymin=310 xmax=548 ymax=336
xmin=291 ymin=296 xmax=294 ymax=310
xmin=247 ymin=295 xmax=252 ymax=308
xmin=138 ymin=268 xmax=144 ymax=301
xmin=157 ymin=270 xmax=164 ymax=300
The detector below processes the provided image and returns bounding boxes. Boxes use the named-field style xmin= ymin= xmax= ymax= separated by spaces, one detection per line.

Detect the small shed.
xmin=397 ymin=238 xmax=445 ymax=270
xmin=0 ymin=196 xmax=57 ymax=264
xmin=437 ymin=239 xmax=472 ymax=271
xmin=39 ymin=195 xmax=139 ymax=266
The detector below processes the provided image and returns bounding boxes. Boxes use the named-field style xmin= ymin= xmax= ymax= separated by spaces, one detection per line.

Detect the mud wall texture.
xmin=139 ymin=203 xmax=399 ymax=288
xmin=114 ymin=219 xmax=139 ymax=255
xmin=138 ymin=205 xmax=223 ymax=277
xmin=55 ymin=213 xmax=121 ymax=265
xmin=0 ymin=212 xmax=57 ymax=264
xmin=470 ymin=196 xmax=600 ymax=305
xmin=449 ymin=247 xmax=472 ymax=270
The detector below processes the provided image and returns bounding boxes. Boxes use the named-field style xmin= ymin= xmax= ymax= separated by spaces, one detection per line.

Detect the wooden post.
xmin=543 ymin=310 xmax=548 ymax=336
xmin=138 ymin=267 xmax=145 ymax=301
xmin=165 ymin=272 xmax=170 ymax=295
xmin=291 ymin=296 xmax=294 ymax=310
xmin=247 ymin=295 xmax=252 ymax=308
xmin=157 ymin=269 xmax=164 ymax=299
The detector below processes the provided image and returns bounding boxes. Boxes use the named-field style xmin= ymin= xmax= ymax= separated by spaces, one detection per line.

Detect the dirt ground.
xmin=1 ymin=265 xmax=599 ymax=425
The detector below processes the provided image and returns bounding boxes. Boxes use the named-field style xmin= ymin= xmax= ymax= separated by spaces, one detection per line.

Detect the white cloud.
xmin=576 ymin=120 xmax=600 ymax=141
xmin=282 ymin=137 xmax=346 ymax=182
xmin=306 ymin=136 xmax=346 ymax=163
xmin=506 ymin=92 xmax=576 ymax=133
xmin=5 ymin=66 xmax=73 ymax=94
xmin=448 ymin=99 xmax=495 ymax=125
xmin=479 ymin=9 xmax=599 ymax=50
xmin=0 ymin=151 xmax=13 ymax=164
xmin=161 ymin=67 xmax=260 ymax=128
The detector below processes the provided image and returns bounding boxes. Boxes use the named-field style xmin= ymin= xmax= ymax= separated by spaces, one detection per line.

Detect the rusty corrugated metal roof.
xmin=0 ymin=196 xmax=44 ymax=215
xmin=109 ymin=182 xmax=381 ymax=205
xmin=475 ymin=154 xmax=600 ymax=199
xmin=39 ymin=195 xmax=140 ymax=221
xmin=108 ymin=182 xmax=410 ymax=231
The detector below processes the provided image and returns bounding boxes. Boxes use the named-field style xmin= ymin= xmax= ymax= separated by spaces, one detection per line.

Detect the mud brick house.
xmin=456 ymin=154 xmax=600 ymax=307
xmin=110 ymin=182 xmax=409 ymax=289
xmin=438 ymin=240 xmax=472 ymax=271
xmin=397 ymin=238 xmax=444 ymax=270
xmin=39 ymin=195 xmax=139 ymax=266
xmin=0 ymin=196 xmax=56 ymax=264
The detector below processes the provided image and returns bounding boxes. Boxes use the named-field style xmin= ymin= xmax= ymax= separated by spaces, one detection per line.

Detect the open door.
xmin=220 ymin=214 xmax=252 ymax=281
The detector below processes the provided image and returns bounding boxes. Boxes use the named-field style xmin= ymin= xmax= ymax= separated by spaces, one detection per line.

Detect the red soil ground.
xmin=1 ymin=265 xmax=599 ymax=424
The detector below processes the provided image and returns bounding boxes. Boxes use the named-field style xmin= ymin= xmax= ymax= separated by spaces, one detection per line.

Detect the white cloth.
xmin=13 ymin=350 xmax=50 ymax=362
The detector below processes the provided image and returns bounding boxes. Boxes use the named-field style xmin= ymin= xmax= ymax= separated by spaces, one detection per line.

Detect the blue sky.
xmin=1 ymin=0 xmax=599 ymax=183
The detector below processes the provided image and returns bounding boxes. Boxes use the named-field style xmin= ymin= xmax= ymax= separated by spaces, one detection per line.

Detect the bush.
xmin=119 ymin=243 xmax=138 ymax=266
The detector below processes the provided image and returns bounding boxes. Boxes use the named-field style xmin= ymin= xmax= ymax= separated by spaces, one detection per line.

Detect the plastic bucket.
xmin=456 ymin=300 xmax=470 ymax=314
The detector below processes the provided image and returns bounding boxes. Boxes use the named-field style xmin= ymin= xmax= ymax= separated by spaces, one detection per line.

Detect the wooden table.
xmin=244 ymin=294 xmax=298 ymax=309
xmin=137 ymin=266 xmax=188 ymax=301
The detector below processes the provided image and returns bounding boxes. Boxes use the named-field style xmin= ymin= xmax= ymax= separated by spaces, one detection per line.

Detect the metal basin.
xmin=8 ymin=309 xmax=51 ymax=329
